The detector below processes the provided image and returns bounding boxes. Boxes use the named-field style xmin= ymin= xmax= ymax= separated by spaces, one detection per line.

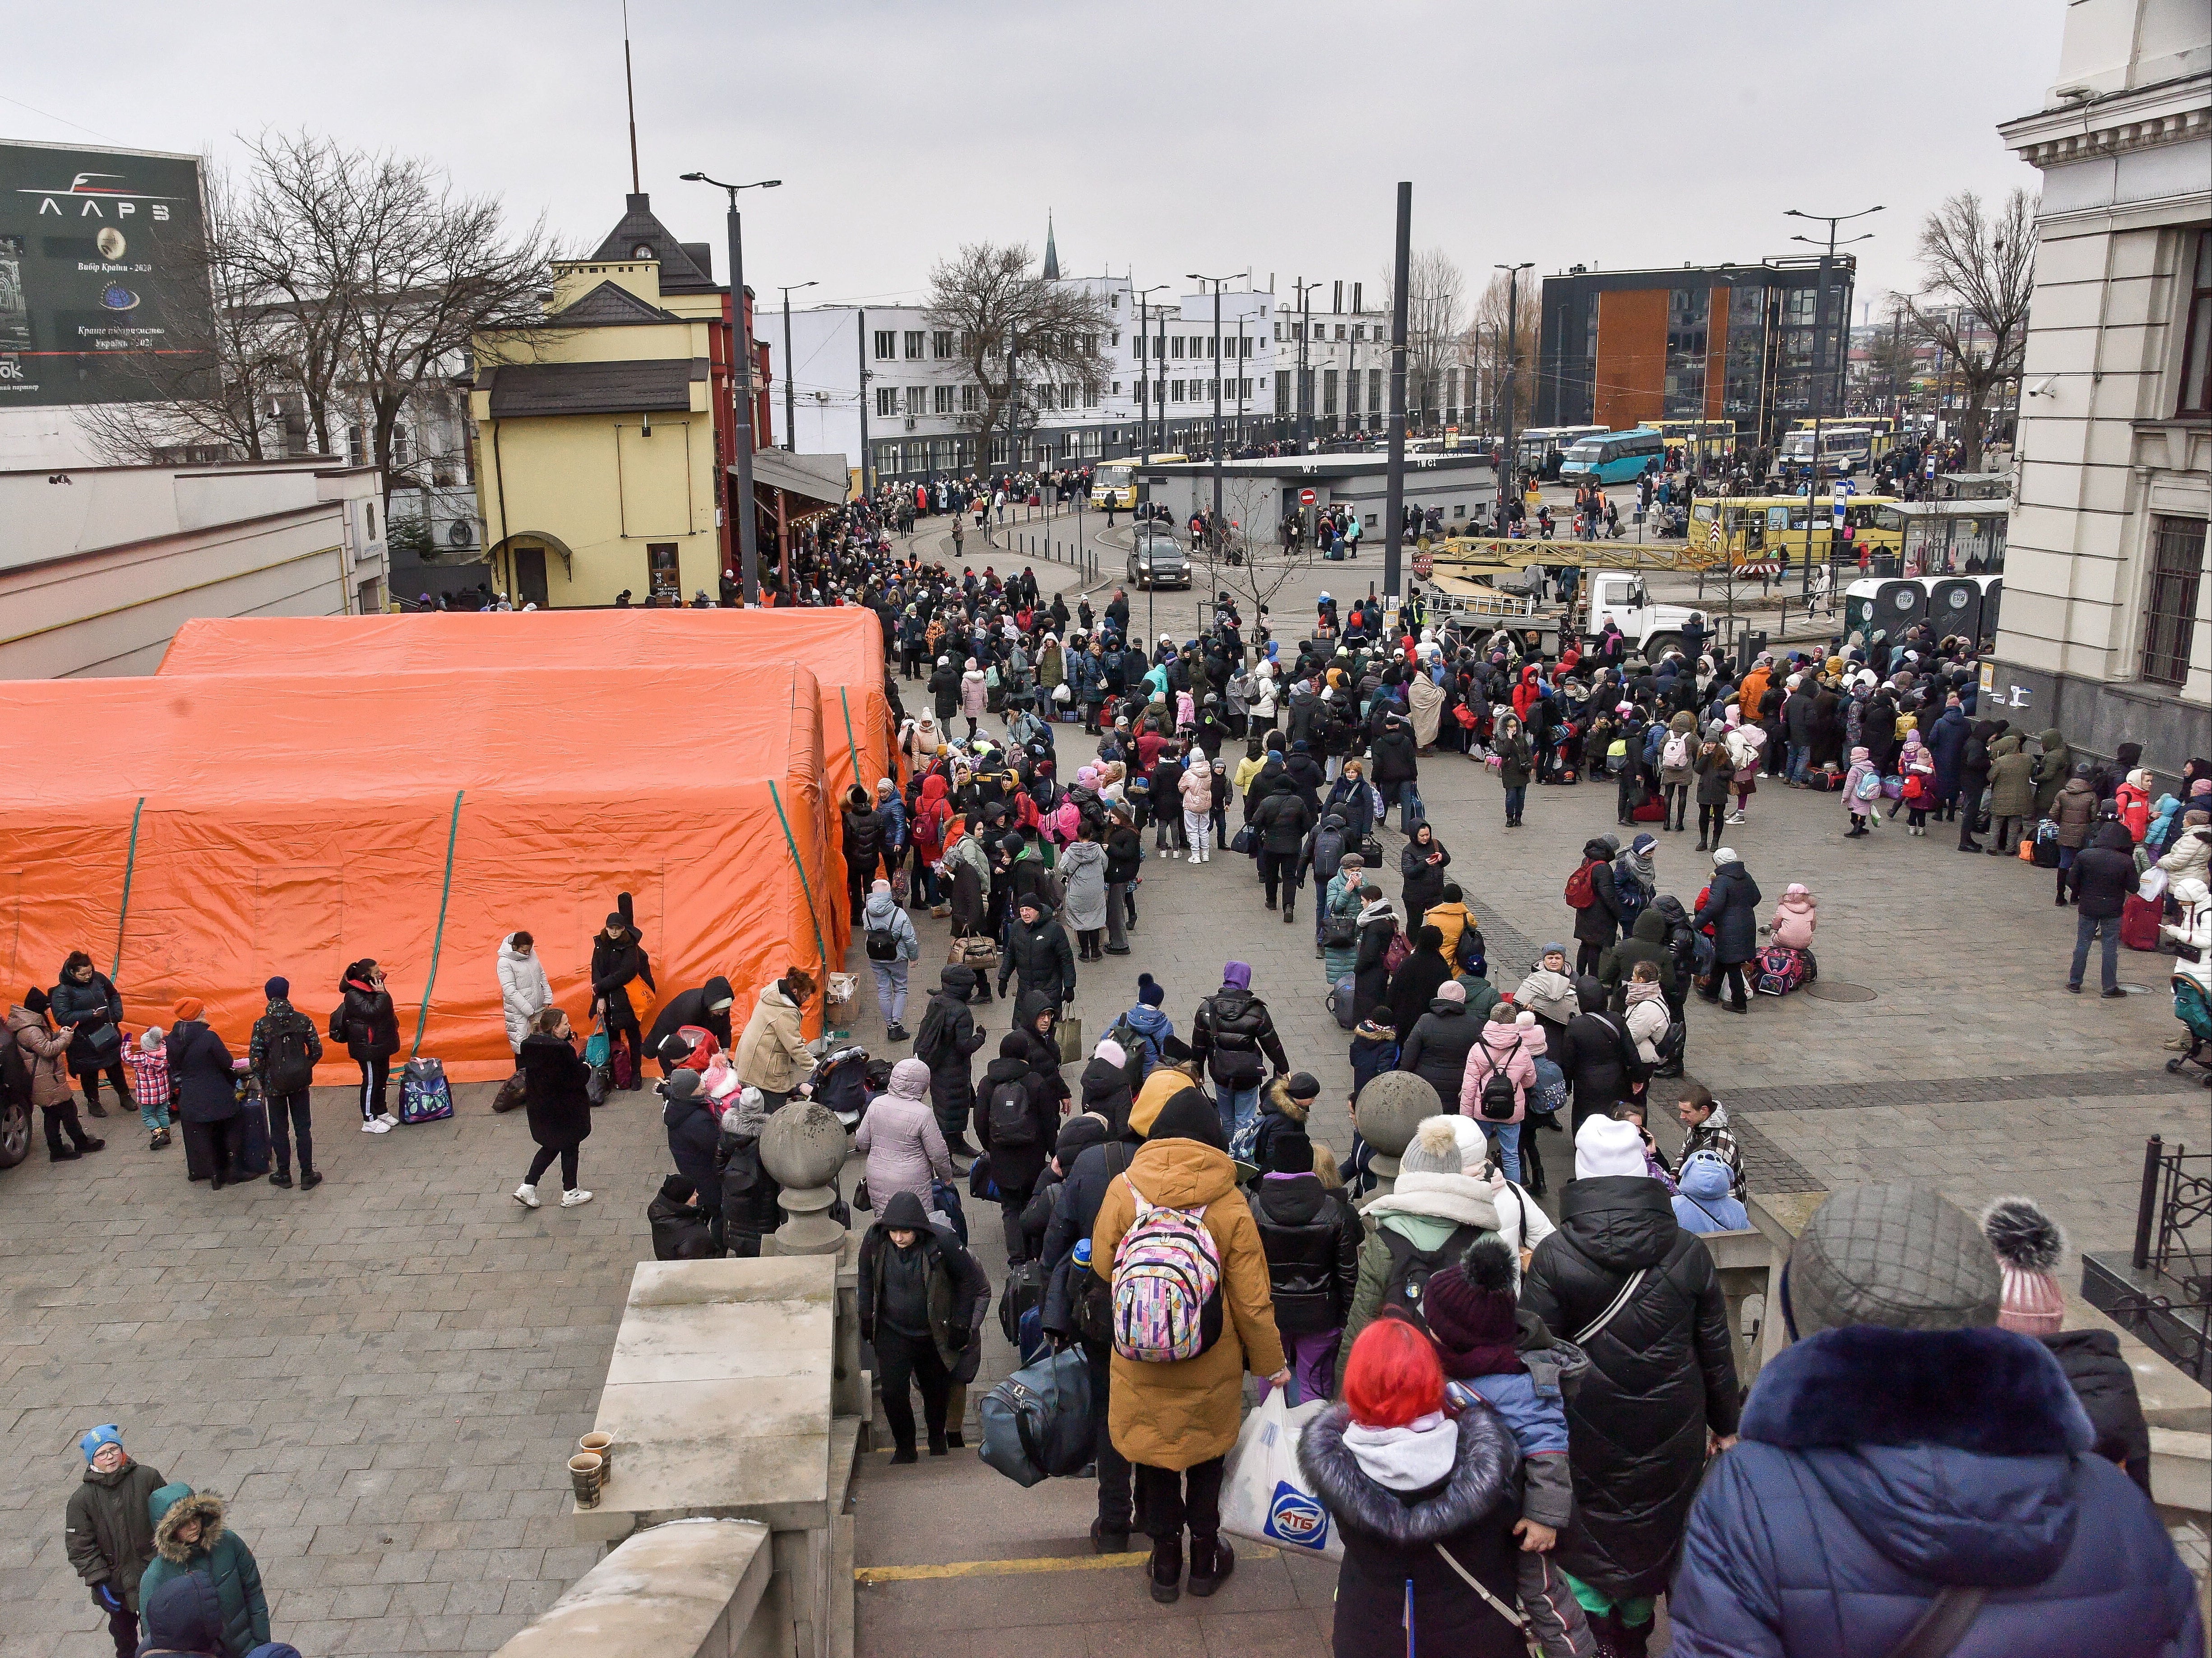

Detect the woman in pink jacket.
xmin=1768 ymin=883 xmax=1818 ymax=950
xmin=1457 ymin=1006 xmax=1540 ymax=1184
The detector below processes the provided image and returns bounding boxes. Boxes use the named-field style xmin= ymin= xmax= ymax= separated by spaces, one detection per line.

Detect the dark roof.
xmin=549 ymin=280 xmax=681 ymax=328
xmin=588 ymin=195 xmax=721 ymax=294
xmin=483 ymin=358 xmax=708 ymax=418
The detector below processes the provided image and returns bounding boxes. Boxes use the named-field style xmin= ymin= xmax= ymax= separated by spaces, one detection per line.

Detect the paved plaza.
xmin=3 ymin=533 xmax=2203 ymax=1655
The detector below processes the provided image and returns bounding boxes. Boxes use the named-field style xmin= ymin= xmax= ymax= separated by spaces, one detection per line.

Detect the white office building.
xmin=1990 ymin=0 xmax=2210 ymax=775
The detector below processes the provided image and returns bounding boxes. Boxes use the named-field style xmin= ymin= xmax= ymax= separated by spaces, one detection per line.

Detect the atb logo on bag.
xmin=1263 ymin=1481 xmax=1329 ymax=1550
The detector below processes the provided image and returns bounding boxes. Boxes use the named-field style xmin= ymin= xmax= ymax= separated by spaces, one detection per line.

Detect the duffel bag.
xmin=978 ymin=1348 xmax=1094 ymax=1488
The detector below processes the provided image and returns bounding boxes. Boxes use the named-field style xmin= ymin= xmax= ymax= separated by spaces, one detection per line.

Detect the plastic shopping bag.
xmin=1219 ymin=1388 xmax=1342 ymax=1561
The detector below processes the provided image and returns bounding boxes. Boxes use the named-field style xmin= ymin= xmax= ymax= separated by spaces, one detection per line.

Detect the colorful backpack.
xmin=1111 ymin=1192 xmax=1223 ymax=1363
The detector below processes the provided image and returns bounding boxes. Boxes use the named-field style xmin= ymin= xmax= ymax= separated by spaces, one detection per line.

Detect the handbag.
xmin=1322 ymin=911 xmax=1359 ymax=948
xmin=852 ymin=1177 xmax=872 ymax=1212
xmin=1055 ymin=1016 xmax=1084 ymax=1065
xmin=1229 ymin=824 xmax=1259 ymax=855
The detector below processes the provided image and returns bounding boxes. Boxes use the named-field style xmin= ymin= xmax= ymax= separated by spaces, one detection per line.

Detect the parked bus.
xmin=1558 ymin=427 xmax=1666 ymax=485
xmin=1688 ymin=493 xmax=1902 ymax=569
xmin=1090 ymin=454 xmax=1189 ymax=510
xmin=1644 ymin=418 xmax=1739 ymax=465
xmin=1516 ymin=425 xmax=1608 ymax=480
xmin=1777 ymin=424 xmax=1874 ymax=482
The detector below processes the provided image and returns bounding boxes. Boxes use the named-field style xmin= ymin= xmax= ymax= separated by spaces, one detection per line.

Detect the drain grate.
xmin=1806 ymin=980 xmax=1878 ymax=1003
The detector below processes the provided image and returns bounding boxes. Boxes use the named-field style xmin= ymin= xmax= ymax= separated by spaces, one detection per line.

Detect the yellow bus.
xmin=1644 ymin=418 xmax=1738 ymax=463
xmin=1792 ymin=415 xmax=1899 ymax=463
xmin=1091 ymin=454 xmax=1189 ymax=510
xmin=1688 ymin=493 xmax=1902 ymax=570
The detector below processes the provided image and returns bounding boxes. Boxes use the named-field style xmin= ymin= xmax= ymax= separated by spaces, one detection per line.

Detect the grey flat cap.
xmin=1786 ymin=1183 xmax=2001 ymax=1338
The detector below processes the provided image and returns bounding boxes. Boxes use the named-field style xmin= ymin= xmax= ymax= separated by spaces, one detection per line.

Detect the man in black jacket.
xmin=1190 ymin=961 xmax=1289 ymax=1144
xmin=1368 ymin=713 xmax=1420 ymax=828
xmin=645 ymin=975 xmax=736 ymax=1072
xmin=976 ymin=1031 xmax=1059 ymax=1262
xmin=2066 ymin=820 xmax=2136 ymax=996
xmin=856 ymin=1190 xmax=991 ymax=1462
xmin=914 ymin=966 xmax=987 ymax=1156
xmin=1561 ymin=976 xmax=1642 ymax=1129
xmin=998 ymin=898 xmax=1076 ymax=1011
xmin=1250 ymin=786 xmax=1314 ymax=919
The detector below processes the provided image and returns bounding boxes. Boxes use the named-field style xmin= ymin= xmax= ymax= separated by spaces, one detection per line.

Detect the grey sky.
xmin=6 ymin=0 xmax=2059 ymax=315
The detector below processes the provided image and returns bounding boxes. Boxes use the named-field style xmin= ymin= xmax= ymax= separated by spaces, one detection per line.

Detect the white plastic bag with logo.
xmin=1219 ymin=1387 xmax=1343 ymax=1562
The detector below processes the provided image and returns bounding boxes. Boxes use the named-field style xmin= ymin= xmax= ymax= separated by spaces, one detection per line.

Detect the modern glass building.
xmin=1533 ymin=257 xmax=1855 ymax=446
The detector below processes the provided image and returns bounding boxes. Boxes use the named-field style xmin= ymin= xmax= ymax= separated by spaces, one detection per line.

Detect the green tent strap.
xmin=837 ymin=687 xmax=863 ymax=794
xmin=111 ymin=797 xmax=144 ymax=979
xmin=767 ymin=780 xmax=830 ymax=987
xmin=412 ymin=789 xmax=465 ymax=1057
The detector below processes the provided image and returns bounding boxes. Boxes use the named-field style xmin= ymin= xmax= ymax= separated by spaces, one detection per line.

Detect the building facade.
xmin=469 ymin=193 xmax=772 ymax=607
xmin=0 ymin=457 xmax=387 ymax=678
xmin=1987 ymin=0 xmax=2210 ymax=774
xmin=1534 ymin=259 xmax=1855 ymax=444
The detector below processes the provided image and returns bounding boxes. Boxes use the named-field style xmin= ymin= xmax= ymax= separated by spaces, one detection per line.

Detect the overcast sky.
xmin=6 ymin=0 xmax=2059 ymax=318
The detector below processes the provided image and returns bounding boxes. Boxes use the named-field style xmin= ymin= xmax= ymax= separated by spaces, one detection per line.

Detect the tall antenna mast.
xmin=623 ymin=0 xmax=641 ymax=194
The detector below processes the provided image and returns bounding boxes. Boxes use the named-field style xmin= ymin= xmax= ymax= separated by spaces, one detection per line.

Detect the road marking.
xmin=856 ymin=1543 xmax=1281 ymax=1584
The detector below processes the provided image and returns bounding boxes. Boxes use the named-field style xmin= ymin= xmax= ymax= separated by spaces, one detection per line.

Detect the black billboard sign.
xmin=0 ymin=140 xmax=213 ymax=406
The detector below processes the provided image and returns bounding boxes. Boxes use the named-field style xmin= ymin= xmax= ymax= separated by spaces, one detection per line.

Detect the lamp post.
xmin=777 ymin=281 xmax=816 ymax=452
xmin=680 ymin=171 xmax=781 ymax=605
xmin=1134 ymin=283 xmax=1168 ymax=463
xmin=1495 ymin=262 xmax=1532 ymax=533
xmin=1383 ymin=183 xmax=1410 ymax=610
xmin=1786 ymin=204 xmax=1880 ymax=605
xmin=1293 ymin=279 xmax=1319 ymax=456
xmin=1189 ymin=271 xmax=1238 ymax=565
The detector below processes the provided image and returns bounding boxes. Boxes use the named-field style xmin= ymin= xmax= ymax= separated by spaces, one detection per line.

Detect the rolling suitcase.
xmin=233 ymin=1085 xmax=272 ymax=1178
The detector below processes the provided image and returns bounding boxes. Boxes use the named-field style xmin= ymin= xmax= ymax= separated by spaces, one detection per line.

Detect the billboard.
xmin=0 ymin=140 xmax=213 ymax=406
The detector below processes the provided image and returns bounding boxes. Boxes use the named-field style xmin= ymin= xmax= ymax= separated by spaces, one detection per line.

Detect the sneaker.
xmin=270 ymin=1170 xmax=293 ymax=1188
xmin=148 ymin=1133 xmax=163 ymax=1151
xmin=361 ymin=1119 xmax=383 ymax=1133
xmin=560 ymin=1188 xmax=595 ymax=1207
xmin=513 ymin=1183 xmax=542 ymax=1209
xmin=884 ymin=1023 xmax=910 ymax=1043
xmin=1726 ymin=812 xmax=1746 ymax=825
xmin=377 ymin=1111 xmax=399 ymax=1127
xmin=1188 ymin=852 xmax=1200 ymax=864
xmin=300 ymin=1169 xmax=324 ymax=1191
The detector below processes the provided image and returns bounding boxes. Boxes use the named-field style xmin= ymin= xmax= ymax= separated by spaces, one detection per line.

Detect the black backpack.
xmin=1476 ymin=1040 xmax=1522 ymax=1122
xmin=865 ymin=924 xmax=900 ymax=962
xmin=262 ymin=1014 xmax=316 ymax=1094
xmin=986 ymin=1077 xmax=1038 ymax=1149
xmin=1379 ymin=1223 xmax=1484 ymax=1331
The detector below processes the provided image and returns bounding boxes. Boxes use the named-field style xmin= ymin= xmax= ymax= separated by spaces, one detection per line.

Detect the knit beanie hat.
xmin=1148 ymin=1087 xmax=1227 ymax=1150
xmin=79 ymin=1424 xmax=123 ymax=1464
xmin=1424 ymin=1237 xmax=1527 ymax=1379
xmin=1137 ymin=973 xmax=1165 ymax=1008
xmin=1434 ymin=980 xmax=1466 ymax=1003
xmin=1785 ymin=1183 xmax=2001 ymax=1338
xmin=1982 ymin=1196 xmax=2067 ymax=1337
xmin=1264 ymin=1125 xmax=1314 ymax=1175
xmin=663 ymin=1070 xmax=701 ymax=1100
xmin=264 ymin=977 xmax=289 ymax=1000
xmin=1284 ymin=1072 xmax=1322 ymax=1102
xmin=1574 ymin=1115 xmax=1647 ymax=1180
xmin=1398 ymin=1116 xmax=1463 ymax=1177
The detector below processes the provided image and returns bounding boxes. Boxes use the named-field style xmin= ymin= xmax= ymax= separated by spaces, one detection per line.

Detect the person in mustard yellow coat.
xmin=1091 ymin=1088 xmax=1287 ymax=1607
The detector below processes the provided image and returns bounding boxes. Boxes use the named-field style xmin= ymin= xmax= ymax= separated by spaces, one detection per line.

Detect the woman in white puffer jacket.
xmin=496 ymin=932 xmax=554 ymax=1055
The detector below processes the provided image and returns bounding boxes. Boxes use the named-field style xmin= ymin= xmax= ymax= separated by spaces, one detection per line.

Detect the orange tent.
xmin=0 ymin=662 xmax=835 ymax=1083
xmin=157 ymin=608 xmax=896 ymax=950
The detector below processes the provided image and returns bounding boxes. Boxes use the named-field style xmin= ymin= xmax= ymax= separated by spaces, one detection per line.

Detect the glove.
xmin=945 ymin=1325 xmax=972 ymax=1352
xmin=93 ymin=1584 xmax=123 ymax=1614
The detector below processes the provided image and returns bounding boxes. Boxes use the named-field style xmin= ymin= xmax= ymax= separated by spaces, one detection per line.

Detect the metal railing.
xmin=2113 ymin=1135 xmax=2212 ymax=1380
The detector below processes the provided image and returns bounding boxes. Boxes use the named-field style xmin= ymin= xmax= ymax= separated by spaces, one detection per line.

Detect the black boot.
xmin=1148 ymin=1533 xmax=1183 ymax=1604
xmin=1185 ymin=1534 xmax=1234 ymax=1597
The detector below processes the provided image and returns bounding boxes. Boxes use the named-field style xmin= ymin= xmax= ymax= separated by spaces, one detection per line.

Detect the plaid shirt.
xmin=120 ymin=1043 xmax=171 ymax=1109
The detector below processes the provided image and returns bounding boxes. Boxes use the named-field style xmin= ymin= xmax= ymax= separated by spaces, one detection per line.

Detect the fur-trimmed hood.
xmin=1262 ymin=1074 xmax=1311 ymax=1125
xmin=150 ymin=1484 xmax=227 ymax=1564
xmin=1298 ymin=1401 xmax=1519 ymax=1546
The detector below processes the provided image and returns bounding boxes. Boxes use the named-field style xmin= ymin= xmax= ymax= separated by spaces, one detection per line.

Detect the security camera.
xmin=2028 ymin=375 xmax=2059 ymax=398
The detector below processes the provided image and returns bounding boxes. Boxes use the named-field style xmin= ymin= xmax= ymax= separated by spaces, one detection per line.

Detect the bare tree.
xmin=1463 ymin=271 xmax=1539 ymax=435
xmin=1858 ymin=293 xmax=1919 ymax=417
xmin=1192 ymin=477 xmax=1312 ymax=634
xmin=1379 ymin=247 xmax=1465 ymax=426
xmin=1910 ymin=188 xmax=2035 ymax=469
xmin=924 ymin=244 xmax=1109 ymax=478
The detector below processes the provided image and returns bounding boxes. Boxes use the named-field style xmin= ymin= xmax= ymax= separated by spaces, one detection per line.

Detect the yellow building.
xmin=471 ymin=194 xmax=743 ymax=607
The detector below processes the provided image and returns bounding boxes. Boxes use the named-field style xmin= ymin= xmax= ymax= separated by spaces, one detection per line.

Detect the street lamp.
xmin=1133 ymin=283 xmax=1169 ymax=461
xmin=1784 ymin=204 xmax=1879 ymax=609
xmin=1495 ymin=262 xmax=1532 ymax=531
xmin=776 ymin=281 xmax=816 ymax=453
xmin=1189 ymin=271 xmax=1238 ymax=576
xmin=679 ymin=171 xmax=780 ymax=605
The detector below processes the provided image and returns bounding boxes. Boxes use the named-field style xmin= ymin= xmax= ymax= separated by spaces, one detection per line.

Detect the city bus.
xmin=1091 ymin=454 xmax=1189 ymax=510
xmin=1516 ymin=425 xmax=1608 ymax=480
xmin=1688 ymin=493 xmax=1902 ymax=569
xmin=1558 ymin=427 xmax=1666 ymax=485
xmin=1777 ymin=425 xmax=1875 ymax=482
xmin=1643 ymin=418 xmax=1738 ymax=466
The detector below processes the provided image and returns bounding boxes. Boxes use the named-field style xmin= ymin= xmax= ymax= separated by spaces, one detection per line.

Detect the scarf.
xmin=1342 ymin=1413 xmax=1460 ymax=1492
xmin=1622 ymin=845 xmax=1656 ymax=893
xmin=1361 ymin=1171 xmax=1501 ymax=1233
xmin=1357 ymin=895 xmax=1397 ymax=929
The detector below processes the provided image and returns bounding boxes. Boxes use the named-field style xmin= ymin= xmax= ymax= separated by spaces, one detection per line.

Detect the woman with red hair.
xmin=1296 ymin=1315 xmax=1527 ymax=1656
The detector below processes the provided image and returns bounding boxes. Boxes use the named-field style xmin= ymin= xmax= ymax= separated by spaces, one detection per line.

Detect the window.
xmin=1665 ymin=287 xmax=1710 ymax=416
xmin=934 ymin=385 xmax=954 ymax=415
xmin=1345 ymin=371 xmax=1359 ymax=416
xmin=903 ymin=330 xmax=924 ymax=360
xmin=1353 ymin=324 xmax=1366 ymax=342
xmin=931 ymin=329 xmax=953 ymax=358
xmin=1171 ymin=379 xmax=1185 ymax=403
xmin=906 ymin=385 xmax=926 ymax=415
xmin=2141 ymin=516 xmax=2206 ymax=686
xmin=876 ymin=386 xmax=897 ymax=417
xmin=1274 ymin=323 xmax=1284 ymax=342
xmin=1239 ymin=378 xmax=1252 ymax=401
xmin=1083 ymin=382 xmax=1099 ymax=405
xmin=961 ymin=383 xmax=980 ymax=413
xmin=1323 ymin=369 xmax=1338 ymax=415
xmin=648 ymin=543 xmax=680 ymax=599
xmin=345 ymin=422 xmax=364 ymax=465
xmin=1135 ymin=335 xmax=1148 ymax=359
xmin=1171 ymin=336 xmax=1185 ymax=359
xmin=2181 ymin=230 xmax=2212 ymax=417
xmin=1110 ymin=292 xmax=1120 ymax=310
xmin=1276 ymin=374 xmax=1291 ymax=414
xmin=1112 ymin=381 xmax=1121 ymax=398
xmin=1037 ymin=383 xmax=1055 ymax=410
xmin=1292 ymin=323 xmax=1305 ymax=340
xmin=874 ymin=330 xmax=896 ymax=360
xmin=1207 ymin=336 xmax=1218 ymax=359
xmin=1110 ymin=331 xmax=1120 ymax=347
xmin=1336 ymin=324 xmax=1347 ymax=341
xmin=1369 ymin=368 xmax=1382 ymax=410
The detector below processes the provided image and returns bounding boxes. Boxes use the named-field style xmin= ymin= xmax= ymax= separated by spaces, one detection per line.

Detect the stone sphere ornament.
xmin=759 ymin=1097 xmax=850 ymax=1255
xmin=1353 ymin=1071 xmax=1439 ymax=1199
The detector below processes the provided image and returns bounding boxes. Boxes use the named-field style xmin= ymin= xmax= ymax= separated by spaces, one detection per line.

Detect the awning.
xmin=746 ymin=449 xmax=851 ymax=507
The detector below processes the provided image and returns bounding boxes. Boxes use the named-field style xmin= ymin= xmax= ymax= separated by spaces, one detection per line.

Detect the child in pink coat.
xmin=1458 ymin=1005 xmax=1540 ymax=1184
xmin=1768 ymin=883 xmax=1818 ymax=950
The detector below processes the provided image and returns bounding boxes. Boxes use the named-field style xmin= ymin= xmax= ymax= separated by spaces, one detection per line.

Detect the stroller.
xmin=810 ymin=1042 xmax=875 ymax=1130
xmin=2169 ymin=979 xmax=2212 ymax=1089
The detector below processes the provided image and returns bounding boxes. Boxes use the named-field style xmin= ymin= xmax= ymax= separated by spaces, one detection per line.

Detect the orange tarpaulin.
xmin=0 ymin=662 xmax=834 ymax=1084
xmin=157 ymin=608 xmax=896 ymax=954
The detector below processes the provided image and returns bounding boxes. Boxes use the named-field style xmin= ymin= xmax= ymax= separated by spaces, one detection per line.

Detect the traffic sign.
xmin=1299 ymin=488 xmax=1317 ymax=506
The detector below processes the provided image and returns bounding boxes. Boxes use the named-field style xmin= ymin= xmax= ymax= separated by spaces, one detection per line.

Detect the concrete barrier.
xmin=492 ymin=1519 xmax=780 ymax=1658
